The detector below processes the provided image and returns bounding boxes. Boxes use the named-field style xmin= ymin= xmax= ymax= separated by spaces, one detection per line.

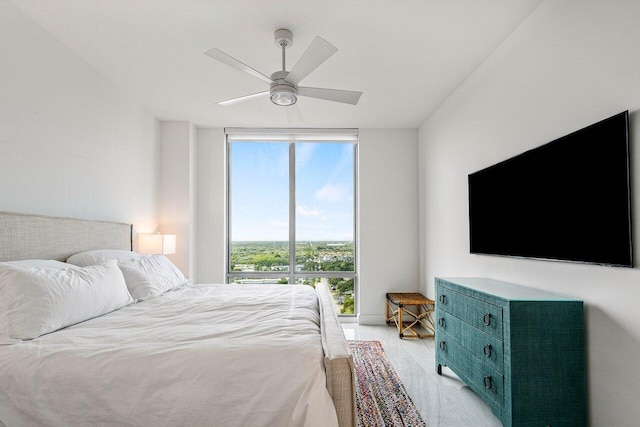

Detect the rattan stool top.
xmin=386 ymin=292 xmax=434 ymax=306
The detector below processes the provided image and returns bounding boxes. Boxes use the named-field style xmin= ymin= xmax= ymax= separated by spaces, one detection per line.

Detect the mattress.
xmin=0 ymin=284 xmax=339 ymax=427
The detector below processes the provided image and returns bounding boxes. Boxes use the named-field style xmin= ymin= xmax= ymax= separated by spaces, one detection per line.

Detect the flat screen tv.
xmin=468 ymin=111 xmax=632 ymax=267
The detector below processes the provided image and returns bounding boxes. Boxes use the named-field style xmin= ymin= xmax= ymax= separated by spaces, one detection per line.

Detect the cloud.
xmin=314 ymin=183 xmax=347 ymax=203
xmin=297 ymin=205 xmax=328 ymax=221
xmin=296 ymin=143 xmax=316 ymax=168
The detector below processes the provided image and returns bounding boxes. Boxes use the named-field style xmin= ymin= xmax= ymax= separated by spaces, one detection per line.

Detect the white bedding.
xmin=0 ymin=284 xmax=339 ymax=427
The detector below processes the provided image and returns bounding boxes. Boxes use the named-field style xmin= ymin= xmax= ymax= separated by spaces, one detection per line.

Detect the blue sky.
xmin=230 ymin=141 xmax=354 ymax=241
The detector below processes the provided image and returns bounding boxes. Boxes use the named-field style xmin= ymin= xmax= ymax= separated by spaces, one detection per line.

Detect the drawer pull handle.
xmin=439 ymin=294 xmax=446 ymax=304
xmin=482 ymin=313 xmax=492 ymax=326
xmin=483 ymin=375 xmax=493 ymax=389
xmin=439 ymin=341 xmax=446 ymax=351
xmin=483 ymin=344 xmax=492 ymax=358
xmin=438 ymin=317 xmax=445 ymax=327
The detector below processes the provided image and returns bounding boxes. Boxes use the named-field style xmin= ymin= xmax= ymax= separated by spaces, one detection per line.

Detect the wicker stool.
xmin=386 ymin=292 xmax=435 ymax=339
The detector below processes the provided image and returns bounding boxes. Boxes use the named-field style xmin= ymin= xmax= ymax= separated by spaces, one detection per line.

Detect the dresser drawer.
xmin=436 ymin=285 xmax=503 ymax=340
xmin=466 ymin=352 xmax=504 ymax=409
xmin=435 ymin=309 xmax=504 ymax=373
xmin=436 ymin=332 xmax=504 ymax=408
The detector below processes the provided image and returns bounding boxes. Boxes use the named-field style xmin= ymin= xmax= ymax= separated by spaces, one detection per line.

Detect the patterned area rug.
xmin=349 ymin=340 xmax=426 ymax=427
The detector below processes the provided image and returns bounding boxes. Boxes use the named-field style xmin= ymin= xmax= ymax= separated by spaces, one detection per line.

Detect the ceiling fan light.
xmin=271 ymin=89 xmax=297 ymax=106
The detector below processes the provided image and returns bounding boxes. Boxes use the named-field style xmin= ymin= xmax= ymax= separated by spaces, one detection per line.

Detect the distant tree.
xmin=303 ymin=260 xmax=318 ymax=271
xmin=328 ymin=278 xmax=341 ymax=289
xmin=341 ymin=295 xmax=354 ymax=314
xmin=321 ymin=260 xmax=354 ymax=272
xmin=336 ymin=279 xmax=354 ymax=294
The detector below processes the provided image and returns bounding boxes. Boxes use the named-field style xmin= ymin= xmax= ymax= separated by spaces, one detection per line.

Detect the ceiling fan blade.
xmin=298 ymin=86 xmax=363 ymax=105
xmin=204 ymin=48 xmax=273 ymax=85
xmin=285 ymin=37 xmax=338 ymax=85
xmin=284 ymin=104 xmax=304 ymax=124
xmin=217 ymin=91 xmax=269 ymax=106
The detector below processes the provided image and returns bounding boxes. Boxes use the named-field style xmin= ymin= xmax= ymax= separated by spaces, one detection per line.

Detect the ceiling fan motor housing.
xmin=270 ymin=70 xmax=297 ymax=106
xmin=274 ymin=29 xmax=293 ymax=48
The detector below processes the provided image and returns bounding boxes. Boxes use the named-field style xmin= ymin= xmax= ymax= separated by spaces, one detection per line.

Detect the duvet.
xmin=0 ymin=284 xmax=338 ymax=427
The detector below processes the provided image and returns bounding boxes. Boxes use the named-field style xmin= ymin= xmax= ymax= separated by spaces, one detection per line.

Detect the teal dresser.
xmin=435 ymin=277 xmax=586 ymax=426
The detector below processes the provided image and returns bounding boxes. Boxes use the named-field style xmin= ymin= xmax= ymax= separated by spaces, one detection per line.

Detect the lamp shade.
xmin=138 ymin=234 xmax=176 ymax=255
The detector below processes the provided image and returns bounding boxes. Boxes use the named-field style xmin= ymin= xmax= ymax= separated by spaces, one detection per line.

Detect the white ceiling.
xmin=12 ymin=0 xmax=542 ymax=129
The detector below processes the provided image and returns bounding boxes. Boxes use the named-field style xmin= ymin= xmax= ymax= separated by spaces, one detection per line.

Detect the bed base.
xmin=316 ymin=282 xmax=357 ymax=427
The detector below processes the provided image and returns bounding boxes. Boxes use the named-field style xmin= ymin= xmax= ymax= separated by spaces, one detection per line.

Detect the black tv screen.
xmin=468 ymin=111 xmax=632 ymax=267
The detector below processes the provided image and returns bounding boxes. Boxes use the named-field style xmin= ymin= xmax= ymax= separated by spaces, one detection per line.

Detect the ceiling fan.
xmin=204 ymin=29 xmax=363 ymax=116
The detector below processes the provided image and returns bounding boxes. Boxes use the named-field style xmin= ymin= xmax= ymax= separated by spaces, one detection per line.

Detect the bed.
xmin=0 ymin=211 xmax=356 ymax=427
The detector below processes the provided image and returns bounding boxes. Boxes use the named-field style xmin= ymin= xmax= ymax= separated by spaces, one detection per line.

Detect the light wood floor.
xmin=342 ymin=323 xmax=501 ymax=427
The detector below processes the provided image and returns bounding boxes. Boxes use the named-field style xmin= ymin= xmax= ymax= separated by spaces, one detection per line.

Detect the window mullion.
xmin=226 ymin=136 xmax=232 ymax=282
xmin=289 ymin=142 xmax=296 ymax=284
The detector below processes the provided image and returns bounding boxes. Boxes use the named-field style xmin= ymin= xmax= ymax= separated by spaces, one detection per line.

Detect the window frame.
xmin=225 ymin=129 xmax=358 ymax=316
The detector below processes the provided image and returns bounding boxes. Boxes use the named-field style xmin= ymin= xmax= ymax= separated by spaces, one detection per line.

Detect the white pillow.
xmin=67 ymin=249 xmax=141 ymax=266
xmin=118 ymin=255 xmax=187 ymax=301
xmin=0 ymin=260 xmax=134 ymax=343
xmin=6 ymin=259 xmax=72 ymax=269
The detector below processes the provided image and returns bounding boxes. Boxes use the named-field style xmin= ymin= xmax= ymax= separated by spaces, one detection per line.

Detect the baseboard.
xmin=357 ymin=314 xmax=387 ymax=325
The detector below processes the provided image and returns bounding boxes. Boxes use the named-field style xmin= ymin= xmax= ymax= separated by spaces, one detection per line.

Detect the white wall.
xmin=158 ymin=121 xmax=195 ymax=278
xmin=195 ymin=128 xmax=226 ymax=283
xmin=419 ymin=0 xmax=640 ymax=424
xmin=358 ymin=129 xmax=420 ymax=324
xmin=192 ymin=128 xmax=421 ymax=320
xmin=0 ymin=1 xmax=159 ymax=230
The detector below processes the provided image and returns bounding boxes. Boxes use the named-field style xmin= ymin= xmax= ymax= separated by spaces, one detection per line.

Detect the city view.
xmin=229 ymin=140 xmax=356 ymax=315
xmin=230 ymin=240 xmax=355 ymax=314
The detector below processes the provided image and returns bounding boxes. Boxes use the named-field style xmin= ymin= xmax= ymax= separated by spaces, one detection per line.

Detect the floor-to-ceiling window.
xmin=226 ymin=129 xmax=357 ymax=315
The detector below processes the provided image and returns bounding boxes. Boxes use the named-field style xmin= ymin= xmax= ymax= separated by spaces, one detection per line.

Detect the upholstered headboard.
xmin=0 ymin=211 xmax=132 ymax=262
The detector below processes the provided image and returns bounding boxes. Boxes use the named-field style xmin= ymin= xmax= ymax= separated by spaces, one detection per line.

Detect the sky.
xmin=230 ymin=141 xmax=354 ymax=241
